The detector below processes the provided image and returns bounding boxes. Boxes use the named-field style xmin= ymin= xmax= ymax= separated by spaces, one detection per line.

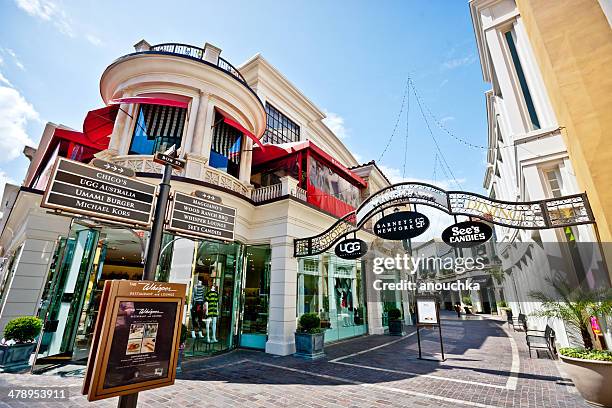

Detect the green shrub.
xmin=497 ymin=300 xmax=508 ymax=308
xmin=4 ymin=316 xmax=42 ymax=343
xmin=462 ymin=296 xmax=473 ymax=306
xmin=559 ymin=347 xmax=612 ymax=362
xmin=298 ymin=313 xmax=322 ymax=334
xmin=387 ymin=308 xmax=402 ymax=321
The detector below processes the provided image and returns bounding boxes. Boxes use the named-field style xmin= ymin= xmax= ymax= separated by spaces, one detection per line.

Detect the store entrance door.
xmin=33 ymin=222 xmax=146 ymax=370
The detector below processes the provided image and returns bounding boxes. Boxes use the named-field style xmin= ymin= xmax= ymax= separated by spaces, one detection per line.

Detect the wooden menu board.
xmin=82 ymin=280 xmax=186 ymax=401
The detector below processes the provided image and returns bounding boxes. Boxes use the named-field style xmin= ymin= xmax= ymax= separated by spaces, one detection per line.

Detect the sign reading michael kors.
xmin=42 ymin=158 xmax=156 ymax=226
xmin=167 ymin=191 xmax=236 ymax=241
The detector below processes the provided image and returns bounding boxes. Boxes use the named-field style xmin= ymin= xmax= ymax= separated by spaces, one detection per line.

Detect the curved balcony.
xmin=110 ymin=41 xmax=262 ymax=109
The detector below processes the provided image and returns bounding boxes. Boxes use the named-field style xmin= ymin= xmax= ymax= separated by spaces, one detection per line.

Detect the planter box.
xmin=388 ymin=320 xmax=405 ymax=336
xmin=0 ymin=343 xmax=36 ymax=373
xmin=560 ymin=354 xmax=612 ymax=407
xmin=294 ymin=332 xmax=325 ymax=359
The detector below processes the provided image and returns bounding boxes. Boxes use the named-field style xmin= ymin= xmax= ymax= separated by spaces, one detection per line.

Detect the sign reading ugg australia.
xmin=42 ymin=157 xmax=156 ymax=226
xmin=166 ymin=191 xmax=236 ymax=241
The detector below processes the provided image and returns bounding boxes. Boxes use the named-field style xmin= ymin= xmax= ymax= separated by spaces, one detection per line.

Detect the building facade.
xmin=470 ymin=0 xmax=611 ymax=348
xmin=0 ymin=40 xmax=409 ymax=367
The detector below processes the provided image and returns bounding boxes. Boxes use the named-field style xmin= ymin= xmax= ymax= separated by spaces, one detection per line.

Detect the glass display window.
xmin=297 ymin=253 xmax=367 ymax=343
xmin=239 ymin=245 xmax=271 ymax=350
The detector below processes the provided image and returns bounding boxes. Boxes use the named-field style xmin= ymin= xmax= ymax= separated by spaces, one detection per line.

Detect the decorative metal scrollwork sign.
xmin=294 ymin=182 xmax=595 ymax=257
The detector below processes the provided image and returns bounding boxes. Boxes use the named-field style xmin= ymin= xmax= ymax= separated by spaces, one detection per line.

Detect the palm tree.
xmin=529 ymin=277 xmax=612 ymax=350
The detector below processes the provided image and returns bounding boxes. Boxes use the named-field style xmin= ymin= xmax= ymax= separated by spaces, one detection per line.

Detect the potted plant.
xmin=294 ymin=313 xmax=325 ymax=359
xmin=387 ymin=308 xmax=404 ymax=336
xmin=496 ymin=301 xmax=511 ymax=318
xmin=530 ymin=278 xmax=612 ymax=407
xmin=176 ymin=323 xmax=188 ymax=374
xmin=0 ymin=316 xmax=42 ymax=372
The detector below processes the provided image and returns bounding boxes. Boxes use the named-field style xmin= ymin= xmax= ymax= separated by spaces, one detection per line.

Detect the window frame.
xmin=127 ymin=104 xmax=188 ymax=156
xmin=262 ymin=103 xmax=301 ymax=144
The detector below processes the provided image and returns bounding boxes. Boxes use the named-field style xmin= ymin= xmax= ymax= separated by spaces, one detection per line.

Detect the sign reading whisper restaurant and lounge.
xmin=42 ymin=158 xmax=156 ymax=226
xmin=167 ymin=191 xmax=236 ymax=241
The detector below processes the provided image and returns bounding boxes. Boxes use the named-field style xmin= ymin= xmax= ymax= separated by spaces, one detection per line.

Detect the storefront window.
xmin=129 ymin=104 xmax=186 ymax=155
xmin=297 ymin=253 xmax=366 ymax=343
xmin=184 ymin=240 xmax=242 ymax=357
xmin=240 ymin=246 xmax=271 ymax=349
xmin=210 ymin=112 xmax=243 ymax=178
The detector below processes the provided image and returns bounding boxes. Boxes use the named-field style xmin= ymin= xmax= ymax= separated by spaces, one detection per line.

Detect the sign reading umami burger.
xmin=374 ymin=211 xmax=430 ymax=240
xmin=334 ymin=238 xmax=368 ymax=259
xmin=167 ymin=191 xmax=236 ymax=241
xmin=441 ymin=220 xmax=492 ymax=248
xmin=42 ymin=158 xmax=156 ymax=226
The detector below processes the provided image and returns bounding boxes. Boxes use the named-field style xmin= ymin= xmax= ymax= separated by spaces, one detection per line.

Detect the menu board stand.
xmin=415 ymin=297 xmax=446 ymax=362
xmin=82 ymin=280 xmax=186 ymax=406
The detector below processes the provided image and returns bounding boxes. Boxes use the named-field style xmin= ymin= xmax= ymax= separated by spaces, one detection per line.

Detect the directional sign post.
xmin=42 ymin=158 xmax=155 ymax=226
xmin=167 ymin=192 xmax=236 ymax=241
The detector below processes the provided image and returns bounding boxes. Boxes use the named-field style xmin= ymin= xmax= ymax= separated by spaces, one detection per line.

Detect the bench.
xmin=507 ymin=312 xmax=527 ymax=332
xmin=526 ymin=324 xmax=557 ymax=359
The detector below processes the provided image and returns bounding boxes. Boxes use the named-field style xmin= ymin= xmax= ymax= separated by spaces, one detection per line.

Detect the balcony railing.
xmin=251 ymin=183 xmax=307 ymax=203
xmin=149 ymin=43 xmax=247 ymax=84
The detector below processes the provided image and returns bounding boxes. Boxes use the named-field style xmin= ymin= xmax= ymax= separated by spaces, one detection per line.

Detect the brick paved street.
xmin=0 ymin=315 xmax=588 ymax=407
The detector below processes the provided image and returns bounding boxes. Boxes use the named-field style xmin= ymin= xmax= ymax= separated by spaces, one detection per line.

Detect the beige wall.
xmin=516 ymin=0 xmax=612 ymax=273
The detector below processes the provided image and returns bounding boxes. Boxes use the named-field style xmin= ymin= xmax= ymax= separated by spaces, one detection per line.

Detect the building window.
xmin=504 ymin=29 xmax=540 ymax=130
xmin=210 ymin=112 xmax=243 ymax=178
xmin=129 ymin=104 xmax=186 ymax=155
xmin=262 ymin=103 xmax=300 ymax=144
xmin=544 ymin=168 xmax=563 ymax=198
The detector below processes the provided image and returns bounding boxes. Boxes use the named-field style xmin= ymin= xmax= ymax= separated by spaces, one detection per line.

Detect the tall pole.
xmin=143 ymin=162 xmax=173 ymax=281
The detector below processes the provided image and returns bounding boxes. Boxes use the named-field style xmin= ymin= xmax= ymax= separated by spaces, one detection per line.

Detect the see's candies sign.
xmin=441 ymin=221 xmax=492 ymax=248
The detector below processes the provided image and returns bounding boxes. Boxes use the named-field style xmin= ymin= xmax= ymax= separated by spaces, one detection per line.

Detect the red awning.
xmin=82 ymin=105 xmax=119 ymax=148
xmin=252 ymin=140 xmax=366 ymax=188
xmin=222 ymin=116 xmax=265 ymax=150
xmin=55 ymin=127 xmax=109 ymax=149
xmin=109 ymin=96 xmax=189 ymax=109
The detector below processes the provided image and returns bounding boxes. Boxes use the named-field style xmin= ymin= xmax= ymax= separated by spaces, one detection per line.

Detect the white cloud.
xmin=14 ymin=0 xmax=104 ymax=42
xmin=0 ymin=73 xmax=12 ymax=87
xmin=0 ymin=48 xmax=25 ymax=71
xmin=441 ymin=55 xmax=477 ymax=70
xmin=440 ymin=116 xmax=455 ymax=124
xmin=322 ymin=109 xmax=348 ymax=139
xmin=0 ymin=77 xmax=39 ymax=162
xmin=377 ymin=164 xmax=465 ymax=190
xmin=351 ymin=151 xmax=363 ymax=163
xmin=85 ymin=34 xmax=103 ymax=47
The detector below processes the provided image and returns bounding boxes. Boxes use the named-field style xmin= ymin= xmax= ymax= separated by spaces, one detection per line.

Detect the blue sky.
xmin=0 ymin=0 xmax=490 ymax=197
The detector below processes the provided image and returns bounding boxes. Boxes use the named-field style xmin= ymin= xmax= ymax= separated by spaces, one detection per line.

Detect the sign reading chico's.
xmin=167 ymin=191 xmax=236 ymax=241
xmin=374 ymin=211 xmax=429 ymax=240
xmin=334 ymin=238 xmax=368 ymax=259
xmin=441 ymin=220 xmax=492 ymax=248
xmin=42 ymin=158 xmax=156 ymax=226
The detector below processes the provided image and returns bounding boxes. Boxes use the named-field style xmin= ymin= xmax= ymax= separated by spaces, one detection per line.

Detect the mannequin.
xmin=204 ymin=284 xmax=219 ymax=342
xmin=191 ymin=280 xmax=205 ymax=338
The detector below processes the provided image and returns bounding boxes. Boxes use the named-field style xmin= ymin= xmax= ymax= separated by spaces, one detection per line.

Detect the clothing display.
xmin=193 ymin=283 xmax=205 ymax=302
xmin=205 ymin=289 xmax=220 ymax=317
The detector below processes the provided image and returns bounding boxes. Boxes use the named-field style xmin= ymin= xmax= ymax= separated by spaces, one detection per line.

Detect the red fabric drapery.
xmin=222 ymin=116 xmax=265 ymax=150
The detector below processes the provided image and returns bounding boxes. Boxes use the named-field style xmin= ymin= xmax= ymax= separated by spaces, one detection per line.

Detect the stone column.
xmin=266 ymin=236 xmax=298 ymax=356
xmin=239 ymin=138 xmax=253 ymax=184
xmin=280 ymin=176 xmax=299 ymax=196
xmin=363 ymin=257 xmax=385 ymax=334
xmin=168 ymin=239 xmax=195 ymax=322
xmin=105 ymin=90 xmax=134 ymax=157
xmin=185 ymin=93 xmax=213 ymax=179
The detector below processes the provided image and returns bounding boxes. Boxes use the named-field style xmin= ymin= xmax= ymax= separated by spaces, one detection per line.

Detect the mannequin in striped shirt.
xmin=191 ymin=280 xmax=205 ymax=338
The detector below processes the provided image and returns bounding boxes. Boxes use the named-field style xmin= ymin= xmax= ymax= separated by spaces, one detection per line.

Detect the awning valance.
xmin=82 ymin=105 xmax=119 ymax=148
xmin=109 ymin=96 xmax=189 ymax=109
xmin=214 ymin=108 xmax=265 ymax=150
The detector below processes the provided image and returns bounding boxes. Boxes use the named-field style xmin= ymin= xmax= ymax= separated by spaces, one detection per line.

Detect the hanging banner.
xmin=167 ymin=191 xmax=236 ymax=241
xmin=441 ymin=221 xmax=492 ymax=248
xmin=374 ymin=211 xmax=429 ymax=240
xmin=83 ymin=280 xmax=186 ymax=401
xmin=42 ymin=157 xmax=156 ymax=226
xmin=334 ymin=238 xmax=368 ymax=259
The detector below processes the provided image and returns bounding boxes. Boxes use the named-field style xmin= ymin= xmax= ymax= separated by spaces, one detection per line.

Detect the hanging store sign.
xmin=374 ymin=211 xmax=429 ymax=240
xmin=167 ymin=191 xmax=236 ymax=241
xmin=42 ymin=158 xmax=156 ymax=226
xmin=82 ymin=280 xmax=186 ymax=401
xmin=441 ymin=221 xmax=492 ymax=248
xmin=334 ymin=238 xmax=368 ymax=259
xmin=357 ymin=183 xmax=448 ymax=224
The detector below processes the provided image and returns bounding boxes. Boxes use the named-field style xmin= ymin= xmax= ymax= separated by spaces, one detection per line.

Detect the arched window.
xmin=129 ymin=104 xmax=186 ymax=155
